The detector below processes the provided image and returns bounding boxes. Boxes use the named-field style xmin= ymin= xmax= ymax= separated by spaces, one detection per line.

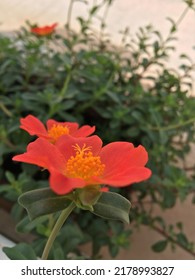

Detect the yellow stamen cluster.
xmin=48 ymin=124 xmax=69 ymax=143
xmin=66 ymin=144 xmax=105 ymax=181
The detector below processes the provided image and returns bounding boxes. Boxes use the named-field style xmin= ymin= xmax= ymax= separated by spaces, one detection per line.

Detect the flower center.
xmin=66 ymin=144 xmax=105 ymax=181
xmin=48 ymin=124 xmax=69 ymax=143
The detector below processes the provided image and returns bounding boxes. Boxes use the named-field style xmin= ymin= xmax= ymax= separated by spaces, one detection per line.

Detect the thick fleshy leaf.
xmin=3 ymin=243 xmax=37 ymax=260
xmin=92 ymin=192 xmax=131 ymax=224
xmin=18 ymin=188 xmax=71 ymax=220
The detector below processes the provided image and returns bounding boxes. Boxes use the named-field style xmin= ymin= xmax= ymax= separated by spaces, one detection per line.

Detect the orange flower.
xmin=20 ymin=115 xmax=95 ymax=144
xmin=13 ymin=135 xmax=152 ymax=195
xmin=31 ymin=23 xmax=57 ymax=36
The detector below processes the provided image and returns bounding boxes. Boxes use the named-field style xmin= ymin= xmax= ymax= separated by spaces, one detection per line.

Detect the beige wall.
xmin=1 ymin=0 xmax=194 ymax=91
xmin=0 ymin=1 xmax=194 ymax=58
xmin=0 ymin=0 xmax=195 ymax=259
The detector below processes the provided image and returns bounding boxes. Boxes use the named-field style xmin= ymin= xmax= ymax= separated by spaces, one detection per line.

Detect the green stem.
xmin=66 ymin=0 xmax=74 ymax=30
xmin=150 ymin=223 xmax=195 ymax=258
xmin=148 ymin=116 xmax=195 ymax=132
xmin=174 ymin=5 xmax=190 ymax=28
xmin=0 ymin=102 xmax=12 ymax=117
xmin=41 ymin=201 xmax=76 ymax=260
xmin=100 ymin=0 xmax=110 ymax=35
xmin=60 ymin=70 xmax=72 ymax=99
xmin=48 ymin=71 xmax=71 ymax=116
xmin=77 ymin=72 xmax=115 ymax=113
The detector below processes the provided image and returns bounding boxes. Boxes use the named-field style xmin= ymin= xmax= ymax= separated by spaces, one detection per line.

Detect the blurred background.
xmin=1 ymin=0 xmax=195 ymax=74
xmin=0 ymin=0 xmax=195 ymax=260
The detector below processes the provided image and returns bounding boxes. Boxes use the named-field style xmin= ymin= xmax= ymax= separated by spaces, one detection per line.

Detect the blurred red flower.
xmin=20 ymin=115 xmax=95 ymax=144
xmin=13 ymin=135 xmax=152 ymax=195
xmin=31 ymin=23 xmax=57 ymax=36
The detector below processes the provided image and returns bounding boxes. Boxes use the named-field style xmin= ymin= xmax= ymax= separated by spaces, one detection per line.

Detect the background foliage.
xmin=0 ymin=0 xmax=195 ymax=259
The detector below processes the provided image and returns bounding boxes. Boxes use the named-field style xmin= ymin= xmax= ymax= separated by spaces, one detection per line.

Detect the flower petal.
xmin=31 ymin=23 xmax=57 ymax=36
xmin=72 ymin=125 xmax=95 ymax=137
xmin=46 ymin=120 xmax=79 ymax=134
xmin=126 ymin=145 xmax=149 ymax=166
xmin=49 ymin=171 xmax=86 ymax=195
xmin=97 ymin=167 xmax=152 ymax=187
xmin=13 ymin=138 xmax=65 ymax=171
xmin=100 ymin=142 xmax=149 ymax=178
xmin=51 ymin=23 xmax=58 ymax=29
xmin=100 ymin=142 xmax=134 ymax=176
xmin=20 ymin=115 xmax=48 ymax=137
xmin=55 ymin=135 xmax=103 ymax=161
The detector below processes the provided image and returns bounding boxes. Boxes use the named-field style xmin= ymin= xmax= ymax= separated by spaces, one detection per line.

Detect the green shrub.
xmin=1 ymin=0 xmax=195 ymax=259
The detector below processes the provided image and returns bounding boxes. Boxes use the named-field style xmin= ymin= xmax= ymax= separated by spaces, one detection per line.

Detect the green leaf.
xmin=53 ymin=245 xmax=65 ymax=260
xmin=5 ymin=171 xmax=15 ymax=183
xmin=3 ymin=243 xmax=37 ymax=260
xmin=16 ymin=215 xmax=48 ymax=233
xmin=58 ymin=224 xmax=84 ymax=255
xmin=18 ymin=188 xmax=71 ymax=220
xmin=92 ymin=192 xmax=131 ymax=224
xmin=152 ymin=240 xmax=168 ymax=252
xmin=75 ymin=186 xmax=102 ymax=211
xmin=184 ymin=0 xmax=194 ymax=8
xmin=176 ymin=233 xmax=188 ymax=248
xmin=90 ymin=5 xmax=100 ymax=15
xmin=109 ymin=244 xmax=119 ymax=257
xmin=161 ymin=188 xmax=176 ymax=208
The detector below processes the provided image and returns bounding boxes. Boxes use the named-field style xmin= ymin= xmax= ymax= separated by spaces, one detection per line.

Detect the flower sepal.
xmin=18 ymin=186 xmax=131 ymax=224
xmin=92 ymin=192 xmax=131 ymax=224
xmin=18 ymin=186 xmax=102 ymax=220
xmin=18 ymin=188 xmax=72 ymax=220
xmin=73 ymin=185 xmax=102 ymax=211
